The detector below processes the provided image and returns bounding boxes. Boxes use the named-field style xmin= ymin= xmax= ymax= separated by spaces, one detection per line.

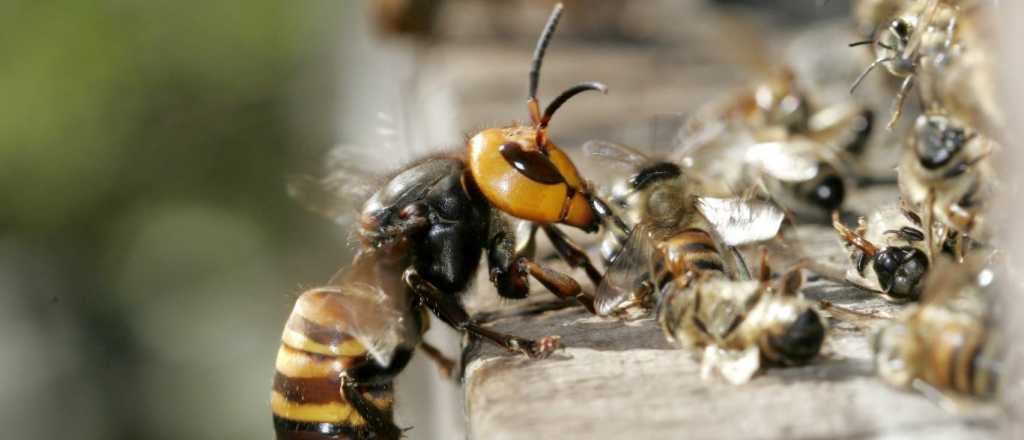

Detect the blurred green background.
xmin=1 ymin=2 xmax=347 ymax=438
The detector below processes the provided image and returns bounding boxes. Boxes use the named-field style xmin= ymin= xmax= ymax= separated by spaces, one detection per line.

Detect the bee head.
xmin=806 ymin=173 xmax=846 ymax=212
xmin=879 ymin=16 xmax=917 ymax=76
xmin=914 ymin=115 xmax=968 ymax=170
xmin=791 ymin=167 xmax=845 ymax=214
xmin=872 ymin=322 xmax=918 ymax=389
xmin=759 ymin=269 xmax=825 ymax=366
xmin=873 ymin=246 xmax=929 ymax=301
xmin=763 ymin=307 xmax=825 ymax=366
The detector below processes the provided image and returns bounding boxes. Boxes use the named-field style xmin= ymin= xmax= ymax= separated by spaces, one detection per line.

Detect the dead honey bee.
xmin=676 ymin=70 xmax=864 ymax=221
xmin=832 ymin=205 xmax=933 ymax=302
xmin=849 ymin=0 xmax=994 ymax=128
xmin=898 ymin=113 xmax=997 ymax=251
xmin=660 ymin=258 xmax=826 ymax=385
xmin=873 ymin=255 xmax=1003 ymax=400
xmin=274 ymin=4 xmax=624 ymax=438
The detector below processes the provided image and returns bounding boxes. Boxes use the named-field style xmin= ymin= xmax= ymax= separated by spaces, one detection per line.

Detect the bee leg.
xmin=340 ymin=378 xmax=403 ymax=440
xmin=924 ymin=190 xmax=937 ymax=257
xmin=403 ymin=268 xmax=561 ymax=359
xmin=887 ymin=75 xmax=914 ymax=129
xmin=418 ymin=341 xmax=456 ymax=379
xmin=730 ymin=246 xmax=752 ymax=281
xmin=542 ymin=225 xmax=603 ymax=285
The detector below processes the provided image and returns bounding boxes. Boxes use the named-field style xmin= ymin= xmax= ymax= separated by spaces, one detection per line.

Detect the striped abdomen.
xmin=272 ymin=291 xmax=394 ymax=440
xmin=658 ymin=228 xmax=727 ymax=278
xmin=922 ymin=322 xmax=999 ymax=397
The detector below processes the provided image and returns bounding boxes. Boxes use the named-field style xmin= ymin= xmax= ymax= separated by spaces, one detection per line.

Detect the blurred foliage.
xmin=1 ymin=1 xmax=335 ymax=232
xmin=0 ymin=1 xmax=346 ymax=439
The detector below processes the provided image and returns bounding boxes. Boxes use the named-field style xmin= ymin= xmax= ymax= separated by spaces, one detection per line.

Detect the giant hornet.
xmin=584 ymin=142 xmax=824 ymax=383
xmin=272 ymin=4 xmax=624 ymax=439
xmin=873 ymin=254 xmax=1004 ymax=400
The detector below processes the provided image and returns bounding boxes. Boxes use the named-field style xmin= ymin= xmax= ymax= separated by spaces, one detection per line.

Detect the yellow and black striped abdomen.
xmin=923 ymin=322 xmax=998 ymax=397
xmin=272 ymin=298 xmax=394 ymax=440
xmin=659 ymin=228 xmax=727 ymax=277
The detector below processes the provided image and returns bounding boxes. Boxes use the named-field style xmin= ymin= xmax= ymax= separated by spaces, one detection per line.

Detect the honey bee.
xmin=582 ymin=141 xmax=784 ymax=285
xmin=849 ymin=0 xmax=992 ymax=128
xmin=585 ymin=141 xmax=782 ymax=304
xmin=873 ymin=255 xmax=1003 ymax=399
xmin=660 ymin=259 xmax=827 ymax=385
xmin=832 ymin=205 xmax=933 ymax=302
xmin=275 ymin=4 xmax=624 ymax=438
xmin=898 ymin=113 xmax=997 ymax=251
xmin=675 ymin=70 xmax=861 ymax=221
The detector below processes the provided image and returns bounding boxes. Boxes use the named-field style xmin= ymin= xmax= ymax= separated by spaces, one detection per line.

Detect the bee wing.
xmin=595 ymin=223 xmax=660 ymax=316
xmin=696 ymin=196 xmax=785 ymax=246
xmin=286 ymin=169 xmax=377 ymax=225
xmin=745 ymin=140 xmax=821 ymax=182
xmin=583 ymin=140 xmax=652 ymax=169
xmin=298 ymin=251 xmax=417 ymax=367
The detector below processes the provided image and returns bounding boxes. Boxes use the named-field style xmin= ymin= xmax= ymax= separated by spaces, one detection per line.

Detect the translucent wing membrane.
xmin=745 ymin=141 xmax=822 ymax=182
xmin=582 ymin=140 xmax=653 ymax=169
xmin=295 ymin=251 xmax=416 ymax=366
xmin=595 ymin=223 xmax=660 ymax=316
xmin=696 ymin=197 xmax=785 ymax=246
xmin=286 ymin=171 xmax=375 ymax=225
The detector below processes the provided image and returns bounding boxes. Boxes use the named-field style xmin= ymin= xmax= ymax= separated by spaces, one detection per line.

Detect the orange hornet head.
xmin=466 ymin=3 xmax=611 ymax=232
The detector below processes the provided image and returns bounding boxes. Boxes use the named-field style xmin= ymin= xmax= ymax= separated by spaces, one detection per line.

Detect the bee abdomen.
xmin=272 ymin=295 xmax=394 ymax=439
xmin=926 ymin=323 xmax=997 ymax=397
xmin=662 ymin=228 xmax=727 ymax=275
xmin=970 ymin=333 xmax=1001 ymax=397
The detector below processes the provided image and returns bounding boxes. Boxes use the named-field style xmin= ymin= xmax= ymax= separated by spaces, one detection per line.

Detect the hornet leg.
xmin=542 ymin=225 xmax=603 ymax=285
xmin=404 ymin=268 xmax=560 ymax=358
xmin=341 ymin=378 xmax=402 ymax=440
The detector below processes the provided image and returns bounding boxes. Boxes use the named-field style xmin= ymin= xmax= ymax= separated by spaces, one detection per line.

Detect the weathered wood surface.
xmin=461 ymin=224 xmax=1003 ymax=439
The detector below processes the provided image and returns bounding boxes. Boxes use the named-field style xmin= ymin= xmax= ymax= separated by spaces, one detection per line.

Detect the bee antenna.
xmin=848 ymin=39 xmax=875 ymax=47
xmin=850 ymin=57 xmax=894 ymax=94
xmin=540 ymin=81 xmax=608 ymax=128
xmin=528 ymin=3 xmax=564 ymax=124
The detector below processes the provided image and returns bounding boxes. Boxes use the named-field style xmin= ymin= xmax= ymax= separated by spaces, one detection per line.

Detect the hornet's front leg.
xmin=489 ymin=215 xmax=595 ymax=313
xmin=543 ymin=225 xmax=603 ymax=285
xmin=403 ymin=268 xmax=560 ymax=358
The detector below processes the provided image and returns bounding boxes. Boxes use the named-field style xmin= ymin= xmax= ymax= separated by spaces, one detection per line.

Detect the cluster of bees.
xmin=270 ymin=1 xmax=1009 ymax=438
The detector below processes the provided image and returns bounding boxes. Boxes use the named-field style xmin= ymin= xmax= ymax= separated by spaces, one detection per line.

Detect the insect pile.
xmin=272 ymin=1 xmax=1012 ymax=438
